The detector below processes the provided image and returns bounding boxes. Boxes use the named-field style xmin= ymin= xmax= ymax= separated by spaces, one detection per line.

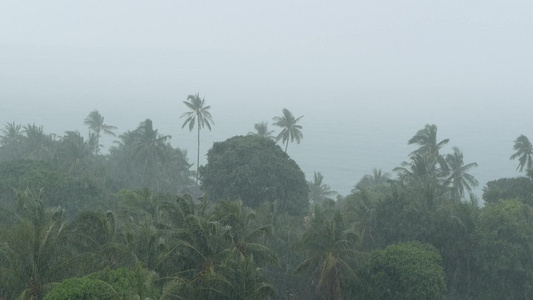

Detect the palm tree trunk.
xmin=197 ymin=120 xmax=200 ymax=184
xmin=95 ymin=133 xmax=100 ymax=155
xmin=285 ymin=140 xmax=289 ymax=153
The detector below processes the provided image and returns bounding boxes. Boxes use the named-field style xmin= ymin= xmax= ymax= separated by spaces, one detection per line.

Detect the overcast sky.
xmin=2 ymin=1 xmax=532 ymax=90
xmin=1 ymin=1 xmax=532 ymax=194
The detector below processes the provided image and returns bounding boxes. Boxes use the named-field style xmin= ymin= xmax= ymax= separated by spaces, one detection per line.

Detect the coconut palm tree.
xmin=248 ymin=122 xmax=275 ymax=140
xmin=510 ymin=135 xmax=533 ymax=173
xmin=0 ymin=122 xmax=24 ymax=160
xmin=295 ymin=208 xmax=360 ymax=299
xmin=308 ymin=172 xmax=337 ymax=204
xmin=408 ymin=124 xmax=449 ymax=173
xmin=181 ymin=93 xmax=214 ymax=184
xmin=355 ymin=168 xmax=391 ymax=191
xmin=66 ymin=210 xmax=136 ymax=274
xmin=210 ymin=200 xmax=279 ymax=299
xmin=273 ymin=108 xmax=303 ymax=153
xmin=22 ymin=124 xmax=54 ymax=160
xmin=132 ymin=119 xmax=171 ymax=190
xmin=394 ymin=154 xmax=439 ymax=185
xmin=210 ymin=200 xmax=279 ymax=266
xmin=394 ymin=154 xmax=448 ymax=209
xmin=0 ymin=122 xmax=23 ymax=146
xmin=54 ymin=131 xmax=94 ymax=174
xmin=84 ymin=110 xmax=117 ymax=154
xmin=444 ymin=147 xmax=479 ymax=201
xmin=222 ymin=255 xmax=277 ymax=300
xmin=0 ymin=188 xmax=70 ymax=300
xmin=171 ymin=213 xmax=234 ymax=299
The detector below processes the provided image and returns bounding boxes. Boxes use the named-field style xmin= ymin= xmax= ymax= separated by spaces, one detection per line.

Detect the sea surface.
xmin=1 ymin=46 xmax=532 ymax=198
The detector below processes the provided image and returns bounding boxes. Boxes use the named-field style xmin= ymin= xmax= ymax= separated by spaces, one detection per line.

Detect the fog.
xmin=1 ymin=1 xmax=532 ymax=194
xmin=3 ymin=2 xmax=533 ymax=299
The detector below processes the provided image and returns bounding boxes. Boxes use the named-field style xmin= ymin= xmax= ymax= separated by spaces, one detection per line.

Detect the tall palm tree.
xmin=248 ymin=122 xmax=275 ymax=140
xmin=181 ymin=93 xmax=214 ymax=184
xmin=444 ymin=147 xmax=479 ymax=201
xmin=510 ymin=135 xmax=533 ymax=173
xmin=408 ymin=124 xmax=449 ymax=173
xmin=273 ymin=108 xmax=303 ymax=153
xmin=84 ymin=110 xmax=117 ymax=154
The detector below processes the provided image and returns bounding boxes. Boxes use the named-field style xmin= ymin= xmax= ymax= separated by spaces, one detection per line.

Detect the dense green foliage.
xmin=0 ymin=160 xmax=104 ymax=216
xmin=361 ymin=242 xmax=446 ymax=300
xmin=44 ymin=265 xmax=160 ymax=300
xmin=473 ymin=200 xmax=533 ymax=299
xmin=42 ymin=277 xmax=120 ymax=300
xmin=483 ymin=176 xmax=533 ymax=205
xmin=200 ymin=135 xmax=309 ymax=215
xmin=2 ymin=119 xmax=533 ymax=300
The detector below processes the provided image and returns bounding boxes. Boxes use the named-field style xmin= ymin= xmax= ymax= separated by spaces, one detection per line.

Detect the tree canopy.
xmin=200 ymin=135 xmax=309 ymax=215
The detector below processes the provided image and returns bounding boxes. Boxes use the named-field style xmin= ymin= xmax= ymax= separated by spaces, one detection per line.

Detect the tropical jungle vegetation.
xmin=1 ymin=105 xmax=532 ymax=299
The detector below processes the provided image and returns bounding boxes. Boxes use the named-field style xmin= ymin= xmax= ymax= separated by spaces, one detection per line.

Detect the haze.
xmin=1 ymin=0 xmax=532 ymax=195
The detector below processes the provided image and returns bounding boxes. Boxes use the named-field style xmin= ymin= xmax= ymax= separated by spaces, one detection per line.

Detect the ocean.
xmin=1 ymin=46 xmax=532 ymax=197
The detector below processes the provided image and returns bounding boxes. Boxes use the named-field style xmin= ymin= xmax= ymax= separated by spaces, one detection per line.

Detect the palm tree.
xmin=248 ymin=122 xmax=275 ymax=140
xmin=84 ymin=110 xmax=117 ymax=154
xmin=355 ymin=168 xmax=391 ymax=191
xmin=0 ymin=188 xmax=70 ymax=299
xmin=295 ymin=208 xmax=360 ymax=299
xmin=308 ymin=172 xmax=337 ymax=204
xmin=181 ymin=93 xmax=214 ymax=184
xmin=510 ymin=135 xmax=533 ymax=173
xmin=54 ymin=131 xmax=93 ymax=174
xmin=394 ymin=154 xmax=438 ymax=185
xmin=162 ymin=147 xmax=194 ymax=191
xmin=222 ymin=255 xmax=277 ymax=300
xmin=444 ymin=147 xmax=479 ymax=200
xmin=132 ymin=119 xmax=171 ymax=190
xmin=394 ymin=154 xmax=448 ymax=208
xmin=67 ymin=210 xmax=136 ymax=274
xmin=0 ymin=122 xmax=24 ymax=160
xmin=273 ymin=108 xmax=303 ymax=153
xmin=171 ymin=213 xmax=233 ymax=299
xmin=210 ymin=200 xmax=279 ymax=299
xmin=22 ymin=124 xmax=54 ymax=160
xmin=0 ymin=122 xmax=23 ymax=146
xmin=210 ymin=200 xmax=279 ymax=267
xmin=408 ymin=124 xmax=449 ymax=173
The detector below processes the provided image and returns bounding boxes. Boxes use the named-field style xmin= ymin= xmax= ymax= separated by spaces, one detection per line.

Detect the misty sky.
xmin=1 ymin=1 xmax=532 ymax=195
xmin=2 ymin=1 xmax=532 ymax=89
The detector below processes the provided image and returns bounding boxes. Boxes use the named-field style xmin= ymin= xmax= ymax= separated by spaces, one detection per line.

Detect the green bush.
xmin=360 ymin=242 xmax=446 ymax=300
xmin=200 ymin=135 xmax=309 ymax=215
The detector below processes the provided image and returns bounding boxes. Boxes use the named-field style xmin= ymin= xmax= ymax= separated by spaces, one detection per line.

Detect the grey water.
xmin=1 ymin=45 xmax=532 ymax=197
